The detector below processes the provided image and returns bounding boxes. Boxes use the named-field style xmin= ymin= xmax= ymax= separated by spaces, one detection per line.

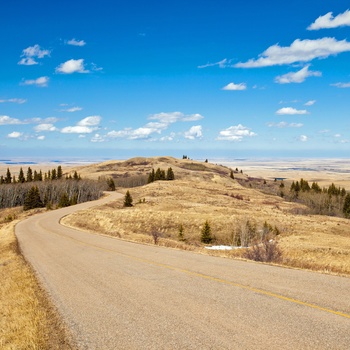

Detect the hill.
xmin=63 ymin=156 xmax=350 ymax=276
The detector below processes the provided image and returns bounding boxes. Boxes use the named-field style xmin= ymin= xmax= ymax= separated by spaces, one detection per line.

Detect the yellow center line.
xmin=54 ymin=228 xmax=350 ymax=320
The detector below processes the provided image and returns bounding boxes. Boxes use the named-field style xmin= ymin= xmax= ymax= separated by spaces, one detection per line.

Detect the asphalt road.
xmin=16 ymin=192 xmax=350 ymax=349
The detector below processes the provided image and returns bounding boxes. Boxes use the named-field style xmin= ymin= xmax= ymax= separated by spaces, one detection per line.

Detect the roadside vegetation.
xmin=0 ymin=208 xmax=74 ymax=349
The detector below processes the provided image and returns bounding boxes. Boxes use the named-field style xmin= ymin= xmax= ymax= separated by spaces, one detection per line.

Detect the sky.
xmin=1 ymin=0 xmax=350 ymax=160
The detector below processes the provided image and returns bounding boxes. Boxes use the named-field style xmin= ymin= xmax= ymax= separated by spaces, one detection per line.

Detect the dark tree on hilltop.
xmin=18 ymin=168 xmax=25 ymax=183
xmin=57 ymin=165 xmax=63 ymax=179
xmin=123 ymin=190 xmax=133 ymax=207
xmin=166 ymin=167 xmax=175 ymax=180
xmin=26 ymin=167 xmax=33 ymax=182
xmin=5 ymin=168 xmax=12 ymax=184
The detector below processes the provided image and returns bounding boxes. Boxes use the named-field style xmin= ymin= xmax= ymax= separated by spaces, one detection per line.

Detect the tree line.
xmin=0 ymin=166 xmax=81 ymax=184
xmin=147 ymin=167 xmax=175 ymax=183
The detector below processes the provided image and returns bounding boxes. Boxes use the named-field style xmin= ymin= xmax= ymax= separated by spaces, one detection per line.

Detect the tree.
xmin=58 ymin=193 xmax=70 ymax=208
xmin=5 ymin=168 xmax=12 ymax=184
xmin=148 ymin=169 xmax=155 ymax=183
xmin=26 ymin=167 xmax=33 ymax=182
xmin=178 ymin=224 xmax=185 ymax=241
xmin=51 ymin=168 xmax=57 ymax=180
xmin=343 ymin=193 xmax=350 ymax=218
xmin=57 ymin=165 xmax=63 ymax=179
xmin=201 ymin=220 xmax=213 ymax=244
xmin=18 ymin=167 xmax=25 ymax=183
xmin=166 ymin=167 xmax=175 ymax=180
xmin=123 ymin=190 xmax=133 ymax=207
xmin=230 ymin=170 xmax=234 ymax=179
xmin=106 ymin=177 xmax=116 ymax=191
xmin=24 ymin=186 xmax=44 ymax=210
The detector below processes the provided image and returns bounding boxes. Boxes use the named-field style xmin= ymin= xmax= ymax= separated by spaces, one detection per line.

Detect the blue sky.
xmin=1 ymin=0 xmax=350 ymax=160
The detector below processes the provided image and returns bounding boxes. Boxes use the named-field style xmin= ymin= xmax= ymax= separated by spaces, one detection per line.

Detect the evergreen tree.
xmin=73 ymin=171 xmax=79 ymax=180
xmin=24 ymin=186 xmax=44 ymax=210
xmin=51 ymin=168 xmax=57 ymax=180
xmin=18 ymin=167 xmax=25 ymax=183
xmin=0 ymin=175 xmax=4 ymax=184
xmin=58 ymin=193 xmax=71 ymax=208
xmin=5 ymin=168 xmax=12 ymax=184
xmin=26 ymin=167 xmax=33 ymax=182
xmin=106 ymin=177 xmax=116 ymax=191
xmin=148 ymin=169 xmax=155 ymax=183
xmin=166 ymin=167 xmax=175 ymax=180
xmin=154 ymin=168 xmax=162 ymax=181
xmin=57 ymin=165 xmax=63 ymax=179
xmin=123 ymin=190 xmax=133 ymax=207
xmin=343 ymin=193 xmax=350 ymax=218
xmin=230 ymin=170 xmax=234 ymax=179
xmin=201 ymin=220 xmax=213 ymax=244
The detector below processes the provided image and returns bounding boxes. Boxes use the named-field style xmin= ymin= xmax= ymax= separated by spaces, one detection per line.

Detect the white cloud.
xmin=331 ymin=82 xmax=350 ymax=88
xmin=299 ymin=135 xmax=308 ymax=142
xmin=198 ymin=58 xmax=230 ymax=69
xmin=61 ymin=116 xmax=101 ymax=134
xmin=34 ymin=123 xmax=57 ymax=132
xmin=276 ymin=107 xmax=309 ymax=115
xmin=184 ymin=125 xmax=203 ymax=140
xmin=18 ymin=44 xmax=50 ymax=65
xmin=0 ymin=115 xmax=22 ymax=125
xmin=56 ymin=59 xmax=89 ymax=74
xmin=222 ymin=82 xmax=247 ymax=91
xmin=275 ymin=65 xmax=321 ymax=84
xmin=267 ymin=122 xmax=303 ymax=128
xmin=308 ymin=10 xmax=350 ymax=30
xmin=37 ymin=135 xmax=45 ymax=140
xmin=0 ymin=98 xmax=27 ymax=104
xmin=148 ymin=111 xmax=204 ymax=124
xmin=77 ymin=115 xmax=101 ymax=126
xmin=8 ymin=131 xmax=22 ymax=138
xmin=21 ymin=76 xmax=49 ymax=87
xmin=91 ymin=134 xmax=105 ymax=143
xmin=67 ymin=38 xmax=86 ymax=46
xmin=61 ymin=126 xmax=96 ymax=134
xmin=217 ymin=124 xmax=256 ymax=141
xmin=61 ymin=106 xmax=83 ymax=112
xmin=305 ymin=100 xmax=316 ymax=106
xmin=235 ymin=38 xmax=350 ymax=68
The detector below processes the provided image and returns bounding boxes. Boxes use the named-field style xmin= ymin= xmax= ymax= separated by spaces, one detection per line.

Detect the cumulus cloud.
xmin=18 ymin=44 xmax=50 ymax=65
xmin=21 ymin=76 xmax=49 ymax=87
xmin=67 ymin=38 xmax=86 ymax=46
xmin=198 ymin=58 xmax=230 ymax=69
xmin=331 ymin=82 xmax=350 ymax=88
xmin=8 ymin=131 xmax=22 ymax=138
xmin=77 ymin=116 xmax=101 ymax=126
xmin=222 ymin=82 xmax=247 ymax=90
xmin=276 ymin=107 xmax=309 ymax=115
xmin=61 ymin=116 xmax=101 ymax=134
xmin=0 ymin=98 xmax=27 ymax=104
xmin=308 ymin=10 xmax=350 ymax=30
xmin=217 ymin=124 xmax=256 ymax=141
xmin=37 ymin=135 xmax=45 ymax=140
xmin=305 ymin=100 xmax=316 ymax=106
xmin=56 ymin=59 xmax=89 ymax=74
xmin=275 ymin=65 xmax=321 ymax=84
xmin=267 ymin=122 xmax=303 ymax=128
xmin=235 ymin=38 xmax=350 ymax=68
xmin=34 ymin=123 xmax=57 ymax=132
xmin=184 ymin=125 xmax=203 ymax=140
xmin=91 ymin=134 xmax=105 ymax=143
xmin=0 ymin=115 xmax=22 ymax=125
xmin=299 ymin=135 xmax=308 ymax=142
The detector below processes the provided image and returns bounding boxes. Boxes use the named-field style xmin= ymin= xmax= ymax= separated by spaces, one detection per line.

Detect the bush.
xmin=243 ymin=239 xmax=282 ymax=263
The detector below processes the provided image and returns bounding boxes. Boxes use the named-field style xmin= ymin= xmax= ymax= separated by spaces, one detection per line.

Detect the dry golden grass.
xmin=0 ymin=208 xmax=74 ymax=350
xmin=62 ymin=156 xmax=350 ymax=276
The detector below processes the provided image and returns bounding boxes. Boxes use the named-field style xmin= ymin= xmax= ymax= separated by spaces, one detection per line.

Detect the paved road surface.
xmin=16 ymin=192 xmax=350 ymax=349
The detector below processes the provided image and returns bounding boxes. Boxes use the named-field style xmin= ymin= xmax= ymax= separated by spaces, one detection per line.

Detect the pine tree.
xmin=5 ymin=168 xmax=12 ymax=184
xmin=166 ymin=167 xmax=175 ymax=180
xmin=123 ymin=190 xmax=133 ymax=207
xmin=148 ymin=169 xmax=155 ymax=183
xmin=18 ymin=167 xmax=25 ymax=183
xmin=106 ymin=177 xmax=116 ymax=191
xmin=343 ymin=193 xmax=350 ymax=218
xmin=57 ymin=166 xmax=63 ymax=179
xmin=201 ymin=220 xmax=213 ymax=244
xmin=26 ymin=167 xmax=33 ymax=182
xmin=58 ymin=193 xmax=71 ymax=208
xmin=24 ymin=186 xmax=44 ymax=211
xmin=51 ymin=168 xmax=57 ymax=180
xmin=230 ymin=170 xmax=234 ymax=179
